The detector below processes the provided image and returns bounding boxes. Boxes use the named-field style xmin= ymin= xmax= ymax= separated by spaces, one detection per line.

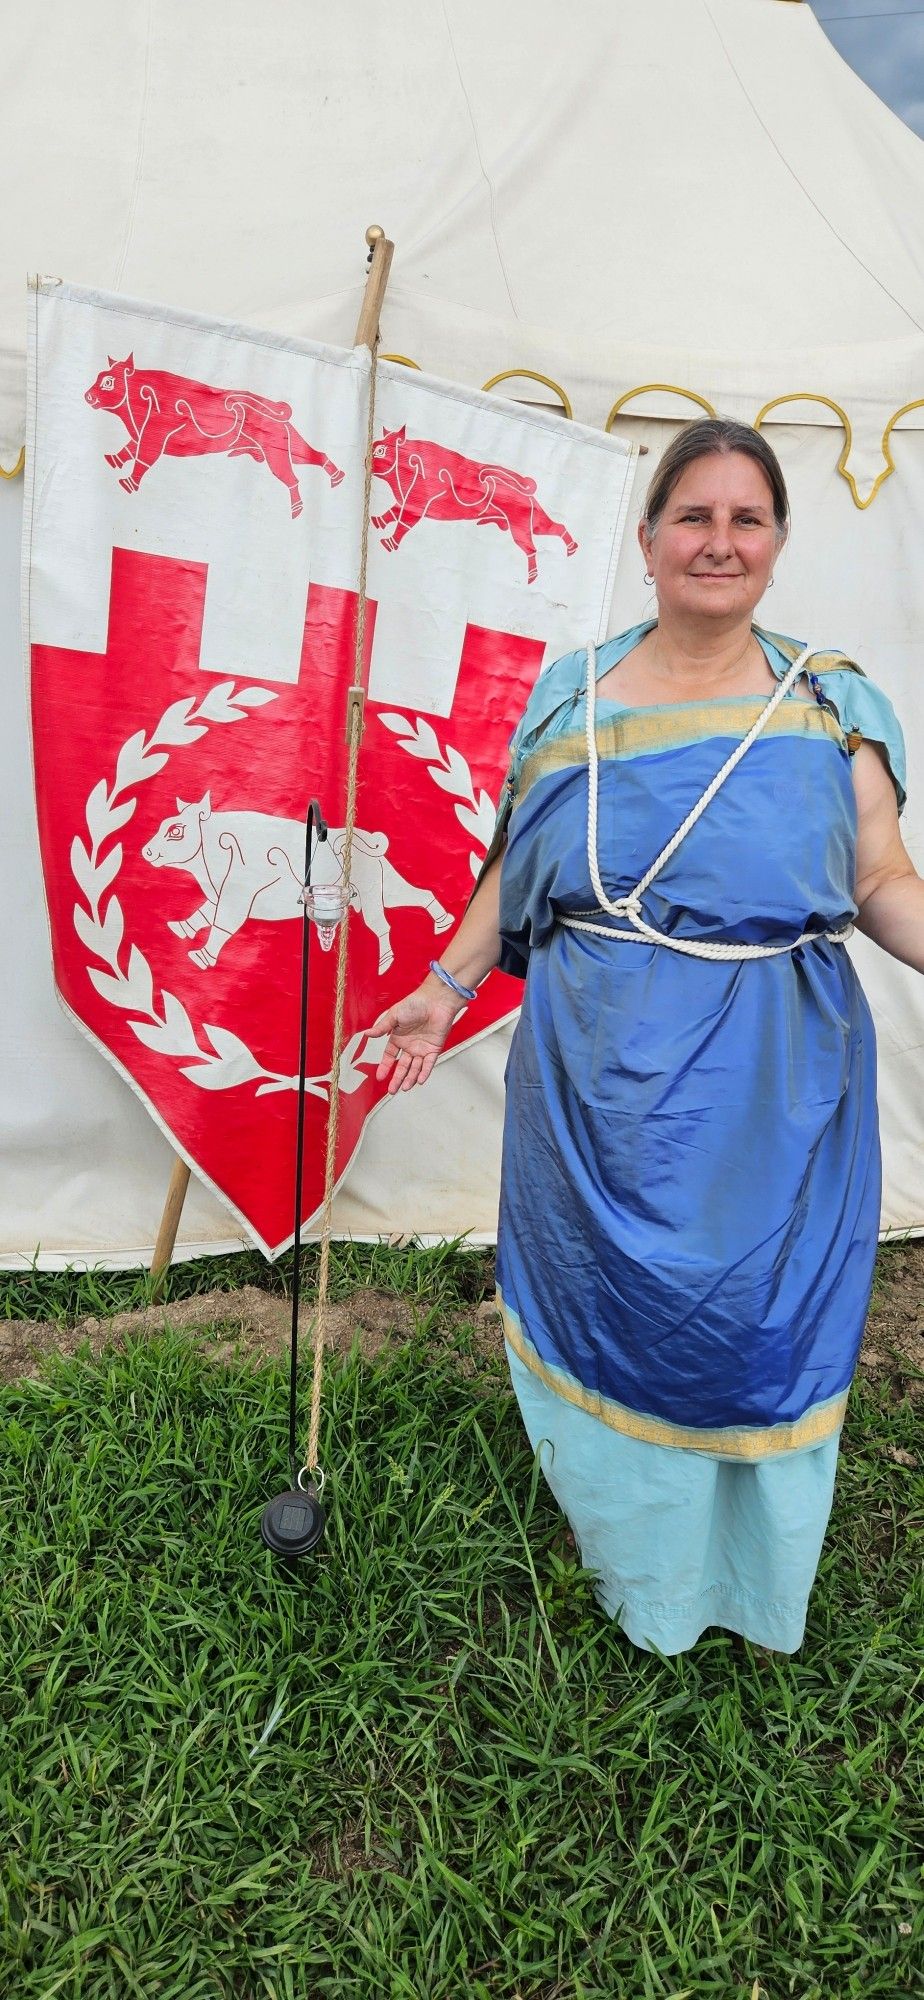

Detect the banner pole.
xmin=149 ymin=224 xmax=395 ymax=1300
xmin=355 ymin=225 xmax=394 ymax=346
xmin=150 ymin=1155 xmax=192 ymax=1293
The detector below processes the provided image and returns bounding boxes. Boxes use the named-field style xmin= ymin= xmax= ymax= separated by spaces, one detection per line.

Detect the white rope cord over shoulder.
xmin=560 ymin=640 xmax=854 ymax=963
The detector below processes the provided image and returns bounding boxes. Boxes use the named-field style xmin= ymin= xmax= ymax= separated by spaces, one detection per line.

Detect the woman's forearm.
xmin=430 ymin=852 xmax=504 ymax=992
xmin=854 ymin=870 xmax=924 ymax=973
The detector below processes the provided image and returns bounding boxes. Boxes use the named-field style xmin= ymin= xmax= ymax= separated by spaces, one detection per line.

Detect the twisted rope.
xmin=561 ymin=639 xmax=853 ymax=962
xmin=303 ymin=337 xmax=380 ymax=1479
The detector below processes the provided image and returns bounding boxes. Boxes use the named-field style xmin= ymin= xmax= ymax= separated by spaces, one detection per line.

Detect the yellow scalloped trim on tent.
xmin=872 ymin=397 xmax=924 ymax=507
xmin=754 ymin=391 xmax=924 ymax=510
xmin=481 ymin=368 xmax=573 ymax=419
xmin=1 ymin=448 xmax=24 ymax=479
xmin=605 ymin=383 xmax=718 ymax=429
xmin=754 ymin=390 xmax=865 ymax=500
xmin=380 ymin=353 xmax=421 ymax=369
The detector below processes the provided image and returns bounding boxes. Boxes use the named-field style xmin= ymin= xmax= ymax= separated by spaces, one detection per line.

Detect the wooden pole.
xmin=150 ymin=1156 xmax=192 ymax=1296
xmin=148 ymin=225 xmax=395 ymax=1296
xmin=355 ymin=225 xmax=394 ymax=346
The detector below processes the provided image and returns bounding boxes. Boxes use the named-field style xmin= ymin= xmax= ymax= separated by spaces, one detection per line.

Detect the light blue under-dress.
xmin=493 ymin=624 xmax=906 ymax=1655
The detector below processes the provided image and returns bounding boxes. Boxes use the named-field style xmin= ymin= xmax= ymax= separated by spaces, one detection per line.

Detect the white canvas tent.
xmin=3 ymin=0 xmax=924 ymax=1263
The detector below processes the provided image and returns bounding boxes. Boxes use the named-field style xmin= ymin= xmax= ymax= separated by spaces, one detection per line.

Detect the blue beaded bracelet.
xmin=429 ymin=960 xmax=477 ymax=1002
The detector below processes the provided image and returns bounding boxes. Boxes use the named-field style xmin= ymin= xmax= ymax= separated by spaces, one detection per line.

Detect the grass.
xmin=0 ymin=1239 xmax=492 ymax=1327
xmin=0 ymin=1248 xmax=922 ymax=1997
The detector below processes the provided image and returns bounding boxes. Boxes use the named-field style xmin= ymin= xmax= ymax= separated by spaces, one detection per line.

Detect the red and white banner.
xmin=24 ymin=280 xmax=636 ymax=1254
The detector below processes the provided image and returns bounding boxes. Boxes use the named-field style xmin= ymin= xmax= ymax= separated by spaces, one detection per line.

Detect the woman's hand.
xmin=370 ymin=978 xmax=464 ymax=1093
xmin=369 ymin=853 xmax=505 ymax=1093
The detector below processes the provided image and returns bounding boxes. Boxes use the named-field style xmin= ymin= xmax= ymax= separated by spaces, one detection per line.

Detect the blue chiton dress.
xmin=494 ymin=623 xmax=906 ymax=1654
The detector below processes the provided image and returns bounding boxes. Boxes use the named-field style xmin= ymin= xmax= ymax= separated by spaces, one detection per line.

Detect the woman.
xmin=371 ymin=419 xmax=922 ymax=1655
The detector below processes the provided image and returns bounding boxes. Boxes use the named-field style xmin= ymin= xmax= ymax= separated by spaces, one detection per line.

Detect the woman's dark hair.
xmin=641 ymin=418 xmax=790 ymax=542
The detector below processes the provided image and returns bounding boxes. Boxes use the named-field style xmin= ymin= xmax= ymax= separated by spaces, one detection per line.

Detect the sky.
xmin=808 ymin=0 xmax=924 ymax=137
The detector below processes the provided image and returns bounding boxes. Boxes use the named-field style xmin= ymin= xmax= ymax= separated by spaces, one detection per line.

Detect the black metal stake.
xmin=260 ymin=799 xmax=328 ymax=1561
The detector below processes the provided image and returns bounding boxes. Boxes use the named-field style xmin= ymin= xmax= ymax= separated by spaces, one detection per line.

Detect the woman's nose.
xmin=703 ymin=518 xmax=733 ymax=559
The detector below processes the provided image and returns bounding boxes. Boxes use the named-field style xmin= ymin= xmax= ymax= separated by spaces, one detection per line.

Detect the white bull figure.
xmin=141 ymin=793 xmax=453 ymax=974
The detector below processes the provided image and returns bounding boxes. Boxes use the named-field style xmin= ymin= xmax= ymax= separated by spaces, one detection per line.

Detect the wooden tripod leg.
xmin=151 ymin=1156 xmax=192 ymax=1297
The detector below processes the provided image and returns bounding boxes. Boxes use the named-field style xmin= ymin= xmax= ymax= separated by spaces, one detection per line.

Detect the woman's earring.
xmin=643 ymin=570 xmax=655 ymax=586
xmin=767 ymin=575 xmax=775 ymax=589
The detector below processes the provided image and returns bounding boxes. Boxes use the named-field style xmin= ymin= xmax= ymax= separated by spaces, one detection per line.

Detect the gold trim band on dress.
xmin=500 ymin=1298 xmax=848 ymax=1461
xmin=515 ymin=698 xmax=845 ymax=806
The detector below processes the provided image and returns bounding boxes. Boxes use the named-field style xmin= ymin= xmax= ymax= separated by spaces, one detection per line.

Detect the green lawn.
xmin=1 ymin=1247 xmax=922 ymax=1998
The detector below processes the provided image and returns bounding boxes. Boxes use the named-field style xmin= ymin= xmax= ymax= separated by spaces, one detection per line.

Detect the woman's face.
xmin=640 ymin=451 xmax=782 ymax=625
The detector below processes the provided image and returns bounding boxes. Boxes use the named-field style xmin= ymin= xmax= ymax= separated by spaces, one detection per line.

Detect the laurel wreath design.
xmin=71 ymin=689 xmax=496 ymax=1104
xmin=70 ymin=680 xmax=343 ymax=1098
xmin=377 ymin=713 xmax=496 ymax=879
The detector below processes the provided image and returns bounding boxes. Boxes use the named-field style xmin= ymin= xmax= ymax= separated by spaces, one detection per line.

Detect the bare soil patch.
xmin=1 ymin=1245 xmax=918 ymax=1399
xmin=861 ymin=1240 xmax=924 ymax=1402
xmin=0 ymin=1284 xmax=421 ymax=1384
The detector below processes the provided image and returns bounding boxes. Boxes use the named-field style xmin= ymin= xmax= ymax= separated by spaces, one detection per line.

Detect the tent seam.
xmin=702 ymin=0 xmax=924 ymax=342
xmin=440 ymin=0 xmax=520 ymax=319
xmin=113 ymin=0 xmax=155 ymax=292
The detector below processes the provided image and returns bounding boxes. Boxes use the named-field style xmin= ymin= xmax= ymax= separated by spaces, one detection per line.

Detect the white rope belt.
xmin=558 ymin=640 xmax=853 ymax=965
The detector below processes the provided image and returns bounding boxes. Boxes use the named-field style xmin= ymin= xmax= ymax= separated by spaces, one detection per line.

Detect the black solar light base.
xmin=260 ymin=1485 xmax=325 ymax=1558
